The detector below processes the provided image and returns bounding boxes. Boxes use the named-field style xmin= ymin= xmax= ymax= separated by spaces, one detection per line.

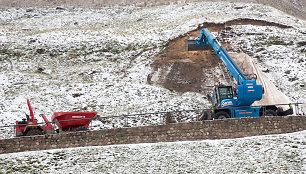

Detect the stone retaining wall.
xmin=0 ymin=116 xmax=305 ymax=154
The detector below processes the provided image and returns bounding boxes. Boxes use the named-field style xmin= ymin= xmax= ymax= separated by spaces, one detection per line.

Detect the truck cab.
xmin=212 ymin=86 xmax=234 ymax=108
xmin=211 ymin=85 xmax=261 ymax=119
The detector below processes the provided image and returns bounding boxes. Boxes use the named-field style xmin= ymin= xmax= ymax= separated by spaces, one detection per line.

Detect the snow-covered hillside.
xmin=0 ymin=131 xmax=305 ymax=173
xmin=0 ymin=2 xmax=305 ymax=139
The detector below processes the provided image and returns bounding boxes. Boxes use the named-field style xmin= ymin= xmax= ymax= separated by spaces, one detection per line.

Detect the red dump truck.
xmin=15 ymin=99 xmax=97 ymax=136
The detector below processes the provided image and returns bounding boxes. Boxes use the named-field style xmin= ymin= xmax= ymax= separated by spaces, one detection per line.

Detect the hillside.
xmin=0 ymin=0 xmax=305 ymax=20
xmin=0 ymin=1 xmax=305 ymax=173
xmin=0 ymin=1 xmax=305 ymax=139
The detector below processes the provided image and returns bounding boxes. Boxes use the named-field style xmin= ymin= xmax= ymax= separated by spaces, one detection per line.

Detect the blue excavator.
xmin=187 ymin=28 xmax=293 ymax=120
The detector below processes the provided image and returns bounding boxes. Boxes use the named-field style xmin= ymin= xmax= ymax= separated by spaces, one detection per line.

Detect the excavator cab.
xmin=212 ymin=86 xmax=234 ymax=108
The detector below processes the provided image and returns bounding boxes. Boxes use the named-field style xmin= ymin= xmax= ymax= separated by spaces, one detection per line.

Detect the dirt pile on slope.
xmin=148 ymin=30 xmax=221 ymax=94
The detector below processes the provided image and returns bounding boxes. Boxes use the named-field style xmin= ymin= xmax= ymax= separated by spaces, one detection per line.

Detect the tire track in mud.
xmin=148 ymin=18 xmax=292 ymax=95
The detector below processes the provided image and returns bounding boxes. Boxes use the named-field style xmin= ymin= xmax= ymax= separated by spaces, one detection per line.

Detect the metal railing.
xmin=0 ymin=103 xmax=304 ymax=139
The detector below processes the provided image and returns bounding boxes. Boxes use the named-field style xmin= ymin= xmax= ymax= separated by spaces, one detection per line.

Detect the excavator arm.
xmin=187 ymin=28 xmax=263 ymax=107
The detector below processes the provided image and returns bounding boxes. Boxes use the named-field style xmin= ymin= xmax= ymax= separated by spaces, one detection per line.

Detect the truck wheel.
xmin=215 ymin=111 xmax=230 ymax=119
xmin=76 ymin=127 xmax=88 ymax=131
xmin=264 ymin=109 xmax=277 ymax=116
xmin=276 ymin=107 xmax=284 ymax=116
xmin=26 ymin=129 xmax=43 ymax=136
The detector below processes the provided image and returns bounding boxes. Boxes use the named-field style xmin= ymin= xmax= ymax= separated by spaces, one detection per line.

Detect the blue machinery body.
xmin=188 ymin=28 xmax=292 ymax=119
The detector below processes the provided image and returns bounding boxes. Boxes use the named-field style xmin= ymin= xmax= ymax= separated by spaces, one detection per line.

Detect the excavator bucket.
xmin=187 ymin=40 xmax=210 ymax=51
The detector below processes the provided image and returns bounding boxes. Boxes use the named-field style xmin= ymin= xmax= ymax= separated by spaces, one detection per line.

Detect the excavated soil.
xmin=149 ymin=18 xmax=291 ymax=95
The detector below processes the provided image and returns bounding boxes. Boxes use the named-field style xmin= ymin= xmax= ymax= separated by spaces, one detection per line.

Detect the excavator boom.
xmin=187 ymin=28 xmax=262 ymax=107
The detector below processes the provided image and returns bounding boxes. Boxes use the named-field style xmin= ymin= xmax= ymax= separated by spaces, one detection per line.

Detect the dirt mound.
xmin=149 ymin=34 xmax=220 ymax=94
xmin=149 ymin=18 xmax=291 ymax=96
